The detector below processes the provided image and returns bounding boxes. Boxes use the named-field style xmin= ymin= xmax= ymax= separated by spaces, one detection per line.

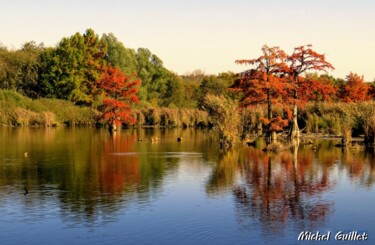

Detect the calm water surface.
xmin=0 ymin=128 xmax=375 ymax=244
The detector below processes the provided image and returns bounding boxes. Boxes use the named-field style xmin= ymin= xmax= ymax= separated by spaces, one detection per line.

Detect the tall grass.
xmin=300 ymin=102 xmax=375 ymax=145
xmin=3 ymin=88 xmax=375 ymax=146
xmin=0 ymin=89 xmax=97 ymax=126
xmin=0 ymin=89 xmax=210 ymax=127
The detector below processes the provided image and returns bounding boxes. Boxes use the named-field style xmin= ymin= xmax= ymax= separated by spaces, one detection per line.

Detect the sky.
xmin=0 ymin=0 xmax=374 ymax=80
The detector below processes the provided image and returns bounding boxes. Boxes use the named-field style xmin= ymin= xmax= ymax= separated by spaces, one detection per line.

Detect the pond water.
xmin=0 ymin=128 xmax=374 ymax=244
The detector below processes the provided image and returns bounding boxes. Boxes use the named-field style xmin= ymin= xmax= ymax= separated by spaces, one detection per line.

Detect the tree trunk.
xmin=109 ymin=122 xmax=117 ymax=132
xmin=288 ymin=84 xmax=300 ymax=140
xmin=267 ymin=90 xmax=271 ymax=121
xmin=270 ymin=131 xmax=277 ymax=142
xmin=289 ymin=104 xmax=299 ymax=139
xmin=256 ymin=122 xmax=263 ymax=135
xmin=266 ymin=89 xmax=277 ymax=142
xmin=364 ymin=129 xmax=375 ymax=148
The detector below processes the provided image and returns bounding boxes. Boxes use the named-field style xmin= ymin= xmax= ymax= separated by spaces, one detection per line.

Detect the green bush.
xmin=203 ymin=94 xmax=240 ymax=149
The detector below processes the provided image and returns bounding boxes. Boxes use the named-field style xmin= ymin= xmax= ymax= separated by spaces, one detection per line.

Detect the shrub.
xmin=203 ymin=94 xmax=240 ymax=149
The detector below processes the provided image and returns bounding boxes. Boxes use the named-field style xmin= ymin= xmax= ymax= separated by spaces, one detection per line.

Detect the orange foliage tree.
xmin=232 ymin=45 xmax=336 ymax=140
xmin=299 ymin=74 xmax=337 ymax=103
xmin=339 ymin=72 xmax=370 ymax=102
xmin=286 ymin=45 xmax=334 ymax=139
xmin=97 ymin=66 xmax=141 ymax=128
xmin=232 ymin=45 xmax=290 ymax=138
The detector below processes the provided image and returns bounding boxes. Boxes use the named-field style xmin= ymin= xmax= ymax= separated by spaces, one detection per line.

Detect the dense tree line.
xmin=0 ymin=29 xmax=235 ymax=111
xmin=2 ymin=30 xmax=375 ymax=142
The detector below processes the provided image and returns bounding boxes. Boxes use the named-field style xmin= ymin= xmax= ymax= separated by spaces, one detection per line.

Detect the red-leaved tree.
xmin=97 ymin=66 xmax=141 ymax=128
xmin=300 ymin=74 xmax=337 ymax=103
xmin=232 ymin=45 xmax=290 ymax=139
xmin=339 ymin=72 xmax=369 ymax=102
xmin=232 ymin=44 xmax=335 ymax=141
xmin=286 ymin=45 xmax=334 ymax=139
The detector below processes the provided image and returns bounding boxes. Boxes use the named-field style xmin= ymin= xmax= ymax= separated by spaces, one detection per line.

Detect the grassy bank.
xmin=0 ymin=89 xmax=97 ymax=126
xmin=236 ymin=101 xmax=375 ymax=143
xmin=300 ymin=102 xmax=375 ymax=137
xmin=0 ymin=89 xmax=210 ymax=127
xmin=3 ymin=89 xmax=375 ymax=144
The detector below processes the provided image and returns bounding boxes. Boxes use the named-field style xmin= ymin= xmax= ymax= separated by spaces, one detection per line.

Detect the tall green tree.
xmin=38 ymin=29 xmax=107 ymax=105
xmin=101 ymin=33 xmax=137 ymax=75
xmin=135 ymin=47 xmax=176 ymax=105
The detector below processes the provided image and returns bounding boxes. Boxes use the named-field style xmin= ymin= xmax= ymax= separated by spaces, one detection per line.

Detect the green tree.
xmin=162 ymin=74 xmax=184 ymax=108
xmin=135 ymin=48 xmax=177 ymax=106
xmin=101 ymin=33 xmax=137 ymax=75
xmin=198 ymin=74 xmax=233 ymax=107
xmin=0 ymin=42 xmax=42 ymax=97
xmin=38 ymin=29 xmax=107 ymax=105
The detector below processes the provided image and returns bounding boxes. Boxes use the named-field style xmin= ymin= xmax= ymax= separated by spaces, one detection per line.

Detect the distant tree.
xmin=181 ymin=80 xmax=200 ymax=108
xmin=198 ymin=75 xmax=232 ymax=107
xmin=0 ymin=43 xmax=42 ymax=97
xmin=368 ymin=81 xmax=375 ymax=100
xmin=301 ymin=73 xmax=337 ymax=103
xmin=21 ymin=41 xmax=44 ymax=52
xmin=339 ymin=72 xmax=369 ymax=102
xmin=161 ymin=74 xmax=185 ymax=108
xmin=286 ymin=45 xmax=334 ymax=139
xmin=97 ymin=66 xmax=141 ymax=129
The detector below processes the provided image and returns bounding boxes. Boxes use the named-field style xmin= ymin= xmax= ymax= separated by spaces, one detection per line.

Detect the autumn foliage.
xmin=339 ymin=72 xmax=369 ymax=102
xmin=299 ymin=74 xmax=337 ymax=102
xmin=231 ymin=70 xmax=287 ymax=107
xmin=231 ymin=45 xmax=290 ymax=137
xmin=234 ymin=45 xmax=288 ymax=108
xmin=97 ymin=66 xmax=141 ymax=126
xmin=232 ymin=44 xmax=337 ymax=139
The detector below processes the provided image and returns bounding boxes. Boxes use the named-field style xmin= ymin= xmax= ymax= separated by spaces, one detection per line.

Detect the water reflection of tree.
xmin=56 ymin=130 xmax=139 ymax=225
xmin=231 ymin=143 xmax=334 ymax=234
xmin=58 ymin=129 xmax=182 ymax=225
xmin=340 ymin=147 xmax=375 ymax=188
xmin=206 ymin=142 xmax=333 ymax=235
xmin=206 ymin=149 xmax=242 ymax=196
xmin=0 ymin=128 xmax=217 ymax=227
xmin=304 ymin=140 xmax=375 ymax=188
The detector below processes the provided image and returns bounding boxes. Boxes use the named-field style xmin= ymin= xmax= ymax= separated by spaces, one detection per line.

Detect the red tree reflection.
xmin=99 ymin=131 xmax=140 ymax=194
xmin=233 ymin=143 xmax=334 ymax=233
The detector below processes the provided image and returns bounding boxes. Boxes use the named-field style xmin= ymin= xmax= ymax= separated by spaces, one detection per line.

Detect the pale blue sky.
xmin=0 ymin=0 xmax=374 ymax=80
